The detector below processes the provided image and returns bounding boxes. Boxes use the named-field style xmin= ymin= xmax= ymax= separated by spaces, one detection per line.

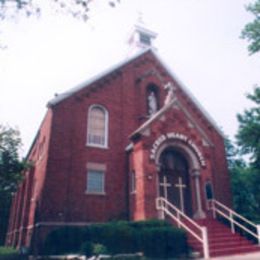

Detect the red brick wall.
xmin=38 ymin=52 xmax=175 ymax=225
xmin=6 ymin=110 xmax=53 ymax=248
xmin=129 ymin=104 xmax=232 ymax=217
xmin=6 ymin=50 xmax=232 ymax=251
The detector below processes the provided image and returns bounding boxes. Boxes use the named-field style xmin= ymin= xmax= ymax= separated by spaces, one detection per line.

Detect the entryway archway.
xmin=158 ymin=148 xmax=193 ymax=217
xmin=155 ymin=140 xmax=206 ymax=219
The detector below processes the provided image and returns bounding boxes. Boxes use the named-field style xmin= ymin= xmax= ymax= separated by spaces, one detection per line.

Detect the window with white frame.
xmin=87 ymin=170 xmax=105 ymax=194
xmin=87 ymin=105 xmax=108 ymax=147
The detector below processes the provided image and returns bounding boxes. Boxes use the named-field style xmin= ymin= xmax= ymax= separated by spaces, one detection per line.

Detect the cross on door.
xmin=175 ymin=177 xmax=186 ymax=212
xmin=159 ymin=176 xmax=171 ymax=201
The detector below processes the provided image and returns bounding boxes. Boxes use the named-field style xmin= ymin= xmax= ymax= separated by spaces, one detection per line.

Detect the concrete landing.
xmin=210 ymin=251 xmax=260 ymax=259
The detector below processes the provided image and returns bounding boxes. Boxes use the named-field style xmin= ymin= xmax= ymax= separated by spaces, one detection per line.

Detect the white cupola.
xmin=127 ymin=14 xmax=157 ymax=56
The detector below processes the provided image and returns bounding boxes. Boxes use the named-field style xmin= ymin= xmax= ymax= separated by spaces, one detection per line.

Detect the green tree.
xmin=240 ymin=1 xmax=260 ymax=221
xmin=235 ymin=86 xmax=260 ymax=221
xmin=237 ymin=86 xmax=260 ymax=168
xmin=0 ymin=125 xmax=27 ymax=245
xmin=241 ymin=0 xmax=260 ymax=54
xmin=225 ymin=137 xmax=238 ymax=168
xmin=224 ymin=138 xmax=257 ymax=219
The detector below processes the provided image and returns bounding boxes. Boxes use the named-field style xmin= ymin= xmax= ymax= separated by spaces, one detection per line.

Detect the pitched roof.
xmin=47 ymin=48 xmax=223 ymax=136
xmin=47 ymin=48 xmax=151 ymax=107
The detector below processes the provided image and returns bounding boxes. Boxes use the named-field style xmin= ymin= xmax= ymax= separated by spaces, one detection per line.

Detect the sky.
xmin=0 ymin=0 xmax=259 ymax=156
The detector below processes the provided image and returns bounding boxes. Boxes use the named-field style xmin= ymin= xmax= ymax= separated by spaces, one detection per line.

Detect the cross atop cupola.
xmin=127 ymin=13 xmax=157 ymax=56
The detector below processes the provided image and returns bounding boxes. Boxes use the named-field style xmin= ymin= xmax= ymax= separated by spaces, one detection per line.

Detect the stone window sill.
xmin=85 ymin=191 xmax=106 ymax=196
xmin=86 ymin=143 xmax=109 ymax=150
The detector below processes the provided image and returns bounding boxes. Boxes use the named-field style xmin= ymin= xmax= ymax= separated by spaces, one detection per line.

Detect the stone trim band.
xmin=150 ymin=132 xmax=206 ymax=167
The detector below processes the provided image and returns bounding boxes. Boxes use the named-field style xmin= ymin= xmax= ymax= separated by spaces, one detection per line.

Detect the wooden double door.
xmin=159 ymin=149 xmax=193 ymax=217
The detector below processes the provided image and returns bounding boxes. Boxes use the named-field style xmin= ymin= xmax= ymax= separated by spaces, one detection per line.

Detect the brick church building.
xmin=6 ymin=23 xmax=233 ymax=254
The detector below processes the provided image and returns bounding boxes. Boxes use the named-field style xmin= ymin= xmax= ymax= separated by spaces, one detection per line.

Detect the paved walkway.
xmin=209 ymin=252 xmax=260 ymax=260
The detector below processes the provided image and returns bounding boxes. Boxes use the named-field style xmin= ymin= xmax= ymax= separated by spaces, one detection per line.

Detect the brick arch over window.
xmin=87 ymin=104 xmax=109 ymax=148
xmin=146 ymin=83 xmax=160 ymax=116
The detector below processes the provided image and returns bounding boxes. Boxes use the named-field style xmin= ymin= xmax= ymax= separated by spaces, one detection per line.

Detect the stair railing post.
xmin=156 ymin=198 xmax=165 ymax=220
xmin=212 ymin=200 xmax=216 ymax=219
xmin=177 ymin=211 xmax=181 ymax=228
xmin=161 ymin=198 xmax=165 ymax=220
xmin=158 ymin=207 xmax=165 ymax=220
xmin=202 ymin=227 xmax=209 ymax=259
xmin=161 ymin=208 xmax=165 ymax=220
xmin=257 ymin=225 xmax=260 ymax=245
xmin=230 ymin=211 xmax=235 ymax=233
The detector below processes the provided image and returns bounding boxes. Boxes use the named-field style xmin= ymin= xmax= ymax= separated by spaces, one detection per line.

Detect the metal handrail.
xmin=156 ymin=197 xmax=209 ymax=259
xmin=209 ymin=199 xmax=260 ymax=244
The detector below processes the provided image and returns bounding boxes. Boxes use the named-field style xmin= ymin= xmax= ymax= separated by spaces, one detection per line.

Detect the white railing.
xmin=208 ymin=199 xmax=260 ymax=245
xmin=156 ymin=197 xmax=209 ymax=259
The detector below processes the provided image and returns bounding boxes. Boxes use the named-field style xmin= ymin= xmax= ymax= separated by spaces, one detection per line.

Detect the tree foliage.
xmin=0 ymin=0 xmax=121 ymax=21
xmin=225 ymin=138 xmax=258 ymax=220
xmin=226 ymin=87 xmax=260 ymax=222
xmin=236 ymin=86 xmax=260 ymax=220
xmin=226 ymin=141 xmax=255 ymax=220
xmin=0 ymin=125 xmax=27 ymax=245
xmin=241 ymin=0 xmax=260 ymax=54
xmin=237 ymin=86 xmax=260 ymax=168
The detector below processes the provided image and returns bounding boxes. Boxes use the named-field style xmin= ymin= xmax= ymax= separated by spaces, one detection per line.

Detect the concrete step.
xmin=211 ymin=245 xmax=260 ymax=257
xmin=188 ymin=238 xmax=253 ymax=248
xmin=186 ymin=217 xmax=260 ymax=257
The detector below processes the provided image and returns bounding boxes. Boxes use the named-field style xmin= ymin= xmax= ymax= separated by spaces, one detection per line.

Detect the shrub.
xmin=43 ymin=227 xmax=85 ymax=255
xmin=43 ymin=220 xmax=188 ymax=258
xmin=92 ymin=243 xmax=108 ymax=255
xmin=139 ymin=227 xmax=187 ymax=258
xmin=0 ymin=247 xmax=21 ymax=260
xmin=0 ymin=247 xmax=18 ymax=255
xmin=129 ymin=219 xmax=171 ymax=229
xmin=80 ymin=241 xmax=93 ymax=256
xmin=0 ymin=246 xmax=18 ymax=257
xmin=77 ymin=222 xmax=135 ymax=254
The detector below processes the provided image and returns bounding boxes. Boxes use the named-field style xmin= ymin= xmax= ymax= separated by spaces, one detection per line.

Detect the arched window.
xmin=147 ymin=84 xmax=159 ymax=116
xmin=87 ymin=105 xmax=108 ymax=148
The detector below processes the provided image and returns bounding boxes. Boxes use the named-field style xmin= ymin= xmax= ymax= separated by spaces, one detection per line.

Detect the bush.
xmin=0 ymin=247 xmax=18 ymax=255
xmin=43 ymin=220 xmax=188 ymax=258
xmin=140 ymin=227 xmax=187 ymax=258
xmin=0 ymin=247 xmax=21 ymax=260
xmin=92 ymin=243 xmax=108 ymax=255
xmin=80 ymin=241 xmax=93 ymax=256
xmin=129 ymin=219 xmax=171 ymax=229
xmin=95 ymin=222 xmax=139 ymax=254
xmin=43 ymin=227 xmax=86 ymax=255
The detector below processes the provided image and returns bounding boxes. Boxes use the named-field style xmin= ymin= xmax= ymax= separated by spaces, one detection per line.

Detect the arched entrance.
xmin=154 ymin=139 xmax=206 ymax=219
xmin=158 ymin=148 xmax=193 ymax=216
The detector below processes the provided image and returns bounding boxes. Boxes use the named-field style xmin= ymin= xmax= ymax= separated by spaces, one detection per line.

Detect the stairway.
xmin=187 ymin=217 xmax=260 ymax=258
